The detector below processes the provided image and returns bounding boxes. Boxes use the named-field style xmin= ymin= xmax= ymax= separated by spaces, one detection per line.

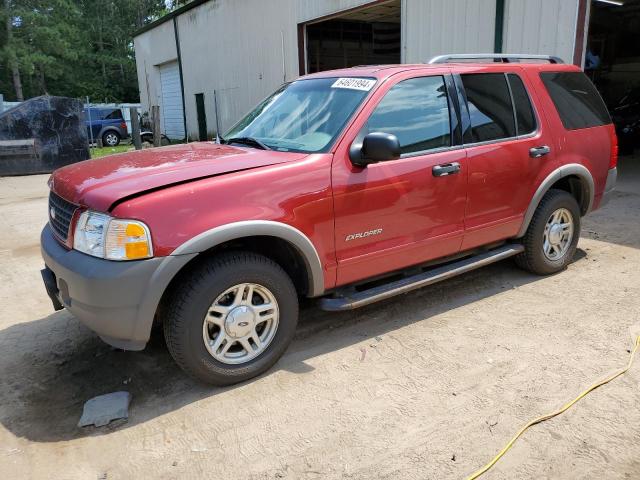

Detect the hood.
xmin=50 ymin=143 xmax=307 ymax=211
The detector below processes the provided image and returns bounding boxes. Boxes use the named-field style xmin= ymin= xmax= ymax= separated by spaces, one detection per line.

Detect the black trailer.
xmin=0 ymin=96 xmax=90 ymax=176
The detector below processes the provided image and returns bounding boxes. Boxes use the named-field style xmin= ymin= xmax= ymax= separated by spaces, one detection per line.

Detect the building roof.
xmin=134 ymin=0 xmax=210 ymax=37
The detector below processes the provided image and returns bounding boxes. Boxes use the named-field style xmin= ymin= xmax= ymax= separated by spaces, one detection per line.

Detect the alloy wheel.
xmin=202 ymin=283 xmax=279 ymax=365
xmin=542 ymin=207 xmax=574 ymax=261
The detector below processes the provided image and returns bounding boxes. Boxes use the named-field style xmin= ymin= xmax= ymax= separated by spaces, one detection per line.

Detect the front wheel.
xmin=515 ymin=189 xmax=581 ymax=275
xmin=162 ymin=252 xmax=299 ymax=385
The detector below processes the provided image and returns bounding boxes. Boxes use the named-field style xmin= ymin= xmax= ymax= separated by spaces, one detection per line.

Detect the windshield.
xmin=224 ymin=77 xmax=376 ymax=153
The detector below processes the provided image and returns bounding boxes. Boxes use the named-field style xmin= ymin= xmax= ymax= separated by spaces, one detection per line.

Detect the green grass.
xmin=90 ymin=144 xmax=133 ymax=159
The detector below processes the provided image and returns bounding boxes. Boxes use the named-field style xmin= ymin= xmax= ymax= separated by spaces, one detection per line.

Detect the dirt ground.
xmin=1 ymin=157 xmax=639 ymax=480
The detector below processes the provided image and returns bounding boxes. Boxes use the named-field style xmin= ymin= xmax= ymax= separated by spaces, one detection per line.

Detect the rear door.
xmin=332 ymin=71 xmax=468 ymax=286
xmin=457 ymin=69 xmax=559 ymax=250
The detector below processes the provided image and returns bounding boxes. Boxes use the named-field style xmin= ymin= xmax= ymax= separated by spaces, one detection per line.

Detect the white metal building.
xmin=132 ymin=0 xmax=616 ymax=141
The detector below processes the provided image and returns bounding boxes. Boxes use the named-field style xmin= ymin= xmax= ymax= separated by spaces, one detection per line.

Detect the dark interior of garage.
xmin=305 ymin=0 xmax=400 ymax=74
xmin=588 ymin=0 xmax=640 ymax=152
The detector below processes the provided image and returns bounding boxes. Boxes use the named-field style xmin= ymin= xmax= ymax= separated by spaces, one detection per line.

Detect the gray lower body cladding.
xmin=40 ymin=224 xmax=194 ymax=350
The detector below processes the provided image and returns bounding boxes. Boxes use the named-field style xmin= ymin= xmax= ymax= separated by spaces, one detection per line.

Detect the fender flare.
xmin=98 ymin=126 xmax=121 ymax=140
xmin=516 ymin=163 xmax=594 ymax=238
xmin=172 ymin=220 xmax=325 ymax=297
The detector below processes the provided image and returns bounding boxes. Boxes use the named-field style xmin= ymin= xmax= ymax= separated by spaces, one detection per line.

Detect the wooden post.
xmin=152 ymin=105 xmax=161 ymax=147
xmin=130 ymin=107 xmax=142 ymax=150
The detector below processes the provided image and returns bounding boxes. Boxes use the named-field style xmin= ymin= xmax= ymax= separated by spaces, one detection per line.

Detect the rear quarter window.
xmin=104 ymin=109 xmax=124 ymax=120
xmin=540 ymin=72 xmax=611 ymax=130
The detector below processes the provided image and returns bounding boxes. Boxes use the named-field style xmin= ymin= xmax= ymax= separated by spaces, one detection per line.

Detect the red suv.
xmin=41 ymin=54 xmax=617 ymax=385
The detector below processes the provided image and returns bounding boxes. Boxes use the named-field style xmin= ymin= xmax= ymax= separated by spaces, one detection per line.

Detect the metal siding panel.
xmin=503 ymin=0 xmax=579 ymax=63
xmin=297 ymin=0 xmax=381 ymax=23
xmin=175 ymin=0 xmax=299 ymax=138
xmin=404 ymin=0 xmax=495 ymax=63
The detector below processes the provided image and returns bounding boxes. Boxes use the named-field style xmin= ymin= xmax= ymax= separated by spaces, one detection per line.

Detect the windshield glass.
xmin=224 ymin=77 xmax=376 ymax=153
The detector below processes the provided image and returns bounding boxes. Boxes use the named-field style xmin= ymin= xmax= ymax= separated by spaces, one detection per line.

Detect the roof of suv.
xmin=302 ymin=62 xmax=581 ymax=81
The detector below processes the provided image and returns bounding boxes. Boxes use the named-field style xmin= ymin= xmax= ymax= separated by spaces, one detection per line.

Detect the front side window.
xmin=462 ymin=73 xmax=516 ymax=142
xmin=364 ymin=76 xmax=451 ymax=155
xmin=224 ymin=77 xmax=374 ymax=153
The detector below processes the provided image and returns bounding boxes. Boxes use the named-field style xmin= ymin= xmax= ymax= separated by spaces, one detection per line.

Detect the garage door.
xmin=159 ymin=61 xmax=185 ymax=140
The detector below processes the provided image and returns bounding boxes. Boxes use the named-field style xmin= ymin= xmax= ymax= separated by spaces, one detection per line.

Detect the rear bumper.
xmin=40 ymin=224 xmax=195 ymax=350
xmin=600 ymin=167 xmax=617 ymax=208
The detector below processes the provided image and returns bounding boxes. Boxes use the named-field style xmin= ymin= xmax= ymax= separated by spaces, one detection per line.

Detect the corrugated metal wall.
xmin=297 ymin=0 xmax=378 ymax=23
xmin=176 ymin=0 xmax=298 ymax=138
xmin=403 ymin=0 xmax=496 ymax=63
xmin=502 ymin=0 xmax=579 ymax=65
xmin=134 ymin=0 xmax=582 ymax=140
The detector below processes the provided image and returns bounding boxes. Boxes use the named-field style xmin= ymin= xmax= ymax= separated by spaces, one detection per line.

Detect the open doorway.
xmin=587 ymin=0 xmax=640 ymax=153
xmin=303 ymin=0 xmax=401 ymax=74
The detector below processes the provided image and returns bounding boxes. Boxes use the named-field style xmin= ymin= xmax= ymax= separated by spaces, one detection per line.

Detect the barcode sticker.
xmin=331 ymin=78 xmax=376 ymax=91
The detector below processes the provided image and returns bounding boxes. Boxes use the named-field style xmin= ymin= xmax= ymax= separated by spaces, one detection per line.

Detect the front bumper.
xmin=40 ymin=224 xmax=195 ymax=350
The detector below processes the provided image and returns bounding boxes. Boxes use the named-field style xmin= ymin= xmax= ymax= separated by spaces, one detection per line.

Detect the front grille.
xmin=49 ymin=191 xmax=77 ymax=241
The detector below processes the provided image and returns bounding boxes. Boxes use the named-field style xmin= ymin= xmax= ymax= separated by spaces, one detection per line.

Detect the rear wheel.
xmin=102 ymin=131 xmax=121 ymax=147
xmin=162 ymin=252 xmax=298 ymax=385
xmin=515 ymin=189 xmax=581 ymax=275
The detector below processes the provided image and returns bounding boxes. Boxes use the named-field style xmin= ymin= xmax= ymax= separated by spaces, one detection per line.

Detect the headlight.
xmin=73 ymin=211 xmax=153 ymax=260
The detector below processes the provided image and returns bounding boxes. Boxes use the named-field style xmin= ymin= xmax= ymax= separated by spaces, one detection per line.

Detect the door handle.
xmin=529 ymin=145 xmax=551 ymax=158
xmin=432 ymin=162 xmax=461 ymax=177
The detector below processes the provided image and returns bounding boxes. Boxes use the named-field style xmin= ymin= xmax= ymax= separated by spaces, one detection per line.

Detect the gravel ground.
xmin=0 ymin=157 xmax=639 ymax=479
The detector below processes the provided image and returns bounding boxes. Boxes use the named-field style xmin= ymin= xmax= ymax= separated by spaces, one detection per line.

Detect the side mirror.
xmin=349 ymin=132 xmax=401 ymax=167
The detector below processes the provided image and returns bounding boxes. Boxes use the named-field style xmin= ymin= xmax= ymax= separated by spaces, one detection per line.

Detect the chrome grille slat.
xmin=48 ymin=191 xmax=78 ymax=241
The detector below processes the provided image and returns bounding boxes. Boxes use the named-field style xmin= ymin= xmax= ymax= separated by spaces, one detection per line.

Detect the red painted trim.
xmin=573 ymin=0 xmax=589 ymax=66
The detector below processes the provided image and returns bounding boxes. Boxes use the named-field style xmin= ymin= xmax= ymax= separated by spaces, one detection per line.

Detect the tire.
xmin=162 ymin=251 xmax=299 ymax=385
xmin=102 ymin=130 xmax=121 ymax=147
xmin=515 ymin=189 xmax=581 ymax=275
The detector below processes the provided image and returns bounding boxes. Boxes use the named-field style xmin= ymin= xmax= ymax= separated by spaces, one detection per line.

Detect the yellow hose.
xmin=467 ymin=335 xmax=640 ymax=480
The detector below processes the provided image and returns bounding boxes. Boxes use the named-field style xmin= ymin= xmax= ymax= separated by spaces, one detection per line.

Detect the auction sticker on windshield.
xmin=331 ymin=78 xmax=376 ymax=91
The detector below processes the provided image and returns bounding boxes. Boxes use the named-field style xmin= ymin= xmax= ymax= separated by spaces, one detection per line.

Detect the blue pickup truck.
xmin=83 ymin=107 xmax=129 ymax=147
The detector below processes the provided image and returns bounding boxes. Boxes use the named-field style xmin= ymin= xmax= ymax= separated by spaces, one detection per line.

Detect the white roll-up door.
xmin=159 ymin=61 xmax=185 ymax=140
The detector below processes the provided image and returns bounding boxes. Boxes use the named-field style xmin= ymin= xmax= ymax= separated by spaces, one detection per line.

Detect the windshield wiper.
xmin=224 ymin=136 xmax=272 ymax=150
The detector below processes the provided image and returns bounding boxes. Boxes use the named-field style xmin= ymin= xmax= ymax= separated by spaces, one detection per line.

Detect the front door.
xmin=332 ymin=72 xmax=468 ymax=286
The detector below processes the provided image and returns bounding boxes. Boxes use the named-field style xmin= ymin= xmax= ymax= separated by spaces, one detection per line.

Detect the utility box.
xmin=0 ymin=96 xmax=90 ymax=175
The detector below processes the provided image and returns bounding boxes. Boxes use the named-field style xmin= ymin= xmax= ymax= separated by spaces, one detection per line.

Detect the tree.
xmin=0 ymin=0 xmax=169 ymax=102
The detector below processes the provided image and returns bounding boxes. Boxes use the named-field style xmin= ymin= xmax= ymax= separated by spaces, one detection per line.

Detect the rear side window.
xmin=105 ymin=109 xmax=124 ymax=120
xmin=461 ymin=73 xmax=516 ymax=142
xmin=508 ymin=74 xmax=536 ymax=135
xmin=366 ymin=76 xmax=451 ymax=155
xmin=540 ymin=72 xmax=611 ymax=130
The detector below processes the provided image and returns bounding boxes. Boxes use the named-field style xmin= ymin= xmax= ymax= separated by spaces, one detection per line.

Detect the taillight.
xmin=609 ymin=133 xmax=618 ymax=170
xmin=120 ymin=121 xmax=127 ymax=131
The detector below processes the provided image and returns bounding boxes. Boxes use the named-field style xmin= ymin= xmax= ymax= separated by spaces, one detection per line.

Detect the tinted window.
xmin=462 ymin=73 xmax=515 ymax=142
xmin=508 ymin=74 xmax=536 ymax=135
xmin=84 ymin=109 xmax=103 ymax=120
xmin=366 ymin=76 xmax=450 ymax=154
xmin=540 ymin=72 xmax=611 ymax=130
xmin=104 ymin=109 xmax=124 ymax=120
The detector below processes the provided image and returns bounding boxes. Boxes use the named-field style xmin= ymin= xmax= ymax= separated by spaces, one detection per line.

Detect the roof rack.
xmin=427 ymin=54 xmax=564 ymax=64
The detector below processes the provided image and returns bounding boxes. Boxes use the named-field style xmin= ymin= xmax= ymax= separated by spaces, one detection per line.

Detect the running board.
xmin=319 ymin=244 xmax=524 ymax=311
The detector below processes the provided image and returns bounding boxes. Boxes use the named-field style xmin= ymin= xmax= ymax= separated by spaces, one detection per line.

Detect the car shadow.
xmin=581 ymin=154 xmax=640 ymax=250
xmin=0 ymin=251 xmax=587 ymax=443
